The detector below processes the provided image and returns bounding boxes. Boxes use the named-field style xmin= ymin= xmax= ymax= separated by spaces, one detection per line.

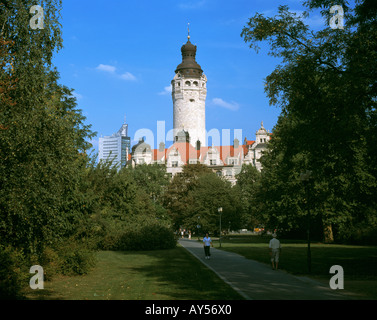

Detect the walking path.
xmin=179 ymin=238 xmax=352 ymax=300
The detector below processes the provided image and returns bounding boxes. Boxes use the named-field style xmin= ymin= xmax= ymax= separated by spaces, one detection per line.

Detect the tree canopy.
xmin=240 ymin=0 xmax=377 ymax=242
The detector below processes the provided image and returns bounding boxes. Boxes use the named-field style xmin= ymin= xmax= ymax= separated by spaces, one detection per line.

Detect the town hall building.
xmin=128 ymin=32 xmax=271 ymax=184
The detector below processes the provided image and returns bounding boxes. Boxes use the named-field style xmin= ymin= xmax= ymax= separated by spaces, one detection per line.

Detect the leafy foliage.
xmin=1 ymin=0 xmax=98 ymax=298
xmin=116 ymin=214 xmax=177 ymax=251
xmin=240 ymin=1 xmax=377 ymax=242
xmin=0 ymin=244 xmax=28 ymax=299
xmin=164 ymin=165 xmax=244 ymax=235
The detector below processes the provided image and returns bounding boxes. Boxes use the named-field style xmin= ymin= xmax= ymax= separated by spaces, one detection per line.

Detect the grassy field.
xmin=24 ymin=245 xmax=244 ymax=300
xmin=217 ymin=234 xmax=377 ymax=300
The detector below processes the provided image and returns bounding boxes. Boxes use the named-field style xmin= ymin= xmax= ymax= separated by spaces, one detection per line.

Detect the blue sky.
xmin=52 ymin=0 xmax=327 ymax=152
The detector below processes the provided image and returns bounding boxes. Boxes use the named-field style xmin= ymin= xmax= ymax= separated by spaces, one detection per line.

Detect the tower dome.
xmin=256 ymin=121 xmax=268 ymax=135
xmin=256 ymin=121 xmax=269 ymax=144
xmin=175 ymin=129 xmax=190 ymax=143
xmin=175 ymin=39 xmax=203 ymax=78
xmin=132 ymin=137 xmax=151 ymax=154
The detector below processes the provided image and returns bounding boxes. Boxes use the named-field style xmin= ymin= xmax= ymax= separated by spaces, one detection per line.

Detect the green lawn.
xmin=25 ymin=245 xmax=244 ymax=300
xmin=216 ymin=234 xmax=377 ymax=300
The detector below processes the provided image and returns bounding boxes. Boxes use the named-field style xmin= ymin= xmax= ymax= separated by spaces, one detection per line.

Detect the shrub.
xmin=38 ymin=247 xmax=64 ymax=281
xmin=341 ymin=225 xmax=377 ymax=245
xmin=56 ymin=240 xmax=96 ymax=276
xmin=116 ymin=215 xmax=176 ymax=251
xmin=0 ymin=245 xmax=28 ymax=300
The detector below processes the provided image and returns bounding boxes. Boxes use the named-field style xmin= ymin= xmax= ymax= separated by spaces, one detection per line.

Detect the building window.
xmin=172 ymin=161 xmax=178 ymax=168
xmin=228 ymin=159 xmax=237 ymax=165
xmin=210 ymin=159 xmax=216 ymax=166
xmin=216 ymin=171 xmax=222 ymax=177
xmin=185 ymin=81 xmax=191 ymax=86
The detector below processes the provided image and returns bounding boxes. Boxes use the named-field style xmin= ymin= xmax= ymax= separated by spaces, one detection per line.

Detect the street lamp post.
xmin=300 ymin=170 xmax=312 ymax=273
xmin=197 ymin=216 xmax=201 ymax=241
xmin=218 ymin=207 xmax=223 ymax=248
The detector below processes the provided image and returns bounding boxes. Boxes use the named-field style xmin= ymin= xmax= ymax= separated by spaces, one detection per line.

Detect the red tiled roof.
xmin=151 ymin=142 xmax=245 ymax=164
xmin=246 ymin=140 xmax=255 ymax=145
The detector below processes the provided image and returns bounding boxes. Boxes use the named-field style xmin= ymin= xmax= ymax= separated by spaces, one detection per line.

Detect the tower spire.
xmin=175 ymin=23 xmax=203 ymax=77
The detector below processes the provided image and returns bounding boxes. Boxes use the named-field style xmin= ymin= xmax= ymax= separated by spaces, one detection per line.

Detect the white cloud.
xmin=71 ymin=91 xmax=83 ymax=100
xmin=120 ymin=72 xmax=137 ymax=81
xmin=96 ymin=64 xmax=137 ymax=81
xmin=212 ymin=98 xmax=239 ymax=111
xmin=158 ymin=86 xmax=172 ymax=95
xmin=96 ymin=64 xmax=116 ymax=73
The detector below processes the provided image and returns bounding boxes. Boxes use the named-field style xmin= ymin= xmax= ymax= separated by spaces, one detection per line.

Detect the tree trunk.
xmin=323 ymin=223 xmax=334 ymax=243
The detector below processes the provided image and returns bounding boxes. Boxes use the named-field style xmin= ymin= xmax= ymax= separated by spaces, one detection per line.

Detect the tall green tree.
xmin=164 ymin=164 xmax=243 ymax=234
xmin=186 ymin=172 xmax=244 ymax=235
xmin=241 ymin=1 xmax=377 ymax=242
xmin=163 ymin=164 xmax=213 ymax=229
xmin=125 ymin=164 xmax=169 ymax=204
xmin=0 ymin=0 xmax=95 ymax=256
xmin=235 ymin=164 xmax=261 ymax=229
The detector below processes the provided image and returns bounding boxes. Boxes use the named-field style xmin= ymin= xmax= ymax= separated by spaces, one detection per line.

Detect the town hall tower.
xmin=171 ymin=29 xmax=207 ymax=147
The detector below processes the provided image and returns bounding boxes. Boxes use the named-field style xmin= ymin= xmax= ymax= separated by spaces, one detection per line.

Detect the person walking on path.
xmin=203 ymin=233 xmax=213 ymax=259
xmin=269 ymin=233 xmax=281 ymax=270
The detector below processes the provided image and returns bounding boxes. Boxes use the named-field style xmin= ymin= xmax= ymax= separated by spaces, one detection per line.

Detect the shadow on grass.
xmin=22 ymin=288 xmax=64 ymax=300
xmin=116 ymin=246 xmax=244 ymax=300
xmin=25 ymin=246 xmax=243 ymax=300
xmin=220 ymin=236 xmax=377 ymax=278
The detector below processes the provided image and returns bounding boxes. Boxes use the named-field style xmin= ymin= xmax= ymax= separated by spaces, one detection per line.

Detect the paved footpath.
xmin=179 ymin=238 xmax=353 ymax=300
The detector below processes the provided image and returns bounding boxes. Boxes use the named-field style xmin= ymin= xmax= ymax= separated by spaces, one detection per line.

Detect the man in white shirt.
xmin=269 ymin=233 xmax=281 ymax=270
xmin=203 ymin=233 xmax=213 ymax=259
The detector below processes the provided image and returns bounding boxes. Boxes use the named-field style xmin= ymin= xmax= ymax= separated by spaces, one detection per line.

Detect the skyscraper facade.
xmin=99 ymin=118 xmax=130 ymax=169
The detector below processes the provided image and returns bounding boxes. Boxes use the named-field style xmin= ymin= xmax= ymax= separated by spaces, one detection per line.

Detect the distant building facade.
xmin=130 ymin=122 xmax=270 ymax=185
xmin=99 ymin=118 xmax=131 ymax=169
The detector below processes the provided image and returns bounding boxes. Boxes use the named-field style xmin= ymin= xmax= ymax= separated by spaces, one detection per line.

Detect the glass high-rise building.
xmin=99 ymin=117 xmax=131 ymax=169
